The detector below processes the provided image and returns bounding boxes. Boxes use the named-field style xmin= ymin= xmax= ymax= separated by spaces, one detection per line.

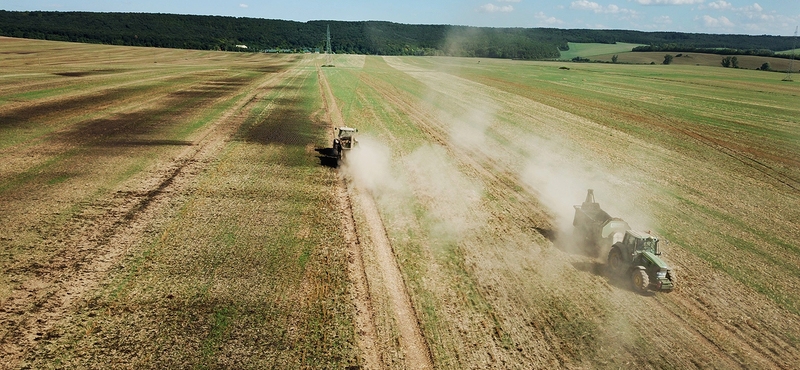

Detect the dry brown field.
xmin=1 ymin=37 xmax=800 ymax=369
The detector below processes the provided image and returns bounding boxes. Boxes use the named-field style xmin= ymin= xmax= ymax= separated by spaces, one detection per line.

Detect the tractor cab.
xmin=622 ymin=230 xmax=660 ymax=256
xmin=336 ymin=127 xmax=357 ymax=140
xmin=333 ymin=127 xmax=358 ymax=158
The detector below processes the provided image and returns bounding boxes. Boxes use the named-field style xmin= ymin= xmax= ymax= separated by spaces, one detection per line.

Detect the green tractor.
xmin=333 ymin=127 xmax=358 ymax=159
xmin=608 ymin=230 xmax=676 ymax=292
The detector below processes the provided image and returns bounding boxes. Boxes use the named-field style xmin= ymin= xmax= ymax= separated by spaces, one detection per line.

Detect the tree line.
xmin=633 ymin=43 xmax=796 ymax=60
xmin=0 ymin=11 xmax=796 ymax=59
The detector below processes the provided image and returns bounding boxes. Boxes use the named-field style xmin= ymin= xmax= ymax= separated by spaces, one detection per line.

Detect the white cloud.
xmin=534 ymin=12 xmax=565 ymax=25
xmin=702 ymin=3 xmax=799 ymax=35
xmin=632 ymin=0 xmax=705 ymax=4
xmin=737 ymin=2 xmax=766 ymax=18
xmin=697 ymin=14 xmax=735 ymax=27
xmin=497 ymin=0 xmax=521 ymax=2
xmin=748 ymin=3 xmax=763 ymax=12
xmin=714 ymin=2 xmax=773 ymax=22
xmin=239 ymin=3 xmax=248 ymax=8
xmin=654 ymin=15 xmax=673 ymax=24
xmin=702 ymin=0 xmax=732 ymax=10
xmin=571 ymin=0 xmax=603 ymax=12
xmin=570 ymin=1 xmax=637 ymax=15
xmin=479 ymin=3 xmax=514 ymax=13
xmin=700 ymin=1 xmax=765 ymax=13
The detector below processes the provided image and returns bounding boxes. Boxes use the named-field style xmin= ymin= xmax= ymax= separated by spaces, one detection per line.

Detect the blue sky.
xmin=3 ymin=1 xmax=798 ymax=36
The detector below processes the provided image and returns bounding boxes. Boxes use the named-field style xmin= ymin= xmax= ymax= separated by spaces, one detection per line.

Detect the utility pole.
xmin=783 ymin=26 xmax=797 ymax=82
xmin=326 ymin=25 xmax=332 ymax=55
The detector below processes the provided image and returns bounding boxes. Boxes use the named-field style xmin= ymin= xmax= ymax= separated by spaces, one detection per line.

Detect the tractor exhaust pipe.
xmin=584 ymin=189 xmax=596 ymax=205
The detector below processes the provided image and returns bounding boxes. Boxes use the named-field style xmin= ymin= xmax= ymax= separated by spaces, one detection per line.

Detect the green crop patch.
xmin=557 ymin=42 xmax=645 ymax=60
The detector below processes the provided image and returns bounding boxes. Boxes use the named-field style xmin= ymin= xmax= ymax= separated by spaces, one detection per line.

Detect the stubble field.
xmin=1 ymin=37 xmax=799 ymax=369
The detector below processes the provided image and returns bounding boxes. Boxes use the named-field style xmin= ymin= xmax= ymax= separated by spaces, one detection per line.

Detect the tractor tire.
xmin=632 ymin=269 xmax=649 ymax=291
xmin=608 ymin=246 xmax=624 ymax=274
xmin=667 ymin=270 xmax=676 ymax=285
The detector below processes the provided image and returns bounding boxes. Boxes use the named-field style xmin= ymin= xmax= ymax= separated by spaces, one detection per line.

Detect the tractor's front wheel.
xmin=632 ymin=269 xmax=649 ymax=291
xmin=667 ymin=270 xmax=676 ymax=285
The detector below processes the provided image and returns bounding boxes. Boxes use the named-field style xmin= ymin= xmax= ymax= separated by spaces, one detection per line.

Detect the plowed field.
xmin=1 ymin=37 xmax=799 ymax=369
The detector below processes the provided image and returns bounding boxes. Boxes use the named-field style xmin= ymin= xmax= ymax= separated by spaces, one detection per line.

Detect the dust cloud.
xmin=518 ymin=130 xmax=658 ymax=256
xmin=405 ymin=144 xmax=484 ymax=243
xmin=442 ymin=102 xmax=498 ymax=161
xmin=339 ymin=135 xmax=397 ymax=199
xmin=341 ymin=135 xmax=484 ymax=248
xmin=520 ymin=135 xmax=606 ymax=237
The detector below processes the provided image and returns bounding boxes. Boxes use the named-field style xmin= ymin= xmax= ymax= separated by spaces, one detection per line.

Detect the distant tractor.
xmin=333 ymin=127 xmax=358 ymax=159
xmin=573 ymin=189 xmax=675 ymax=292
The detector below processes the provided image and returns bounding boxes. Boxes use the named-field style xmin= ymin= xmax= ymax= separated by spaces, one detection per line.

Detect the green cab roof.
xmin=627 ymin=229 xmax=658 ymax=240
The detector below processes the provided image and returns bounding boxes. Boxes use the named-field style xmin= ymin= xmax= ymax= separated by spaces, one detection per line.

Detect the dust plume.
xmin=342 ymin=134 xmax=485 ymax=247
xmin=519 ymin=133 xmax=655 ymax=254
xmin=404 ymin=144 xmax=484 ymax=243
xmin=520 ymin=135 xmax=603 ymax=233
xmin=339 ymin=135 xmax=397 ymax=199
xmin=441 ymin=100 xmax=498 ymax=161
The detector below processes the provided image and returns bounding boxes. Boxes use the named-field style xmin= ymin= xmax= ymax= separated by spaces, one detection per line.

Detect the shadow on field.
xmin=549 ymin=229 xmax=604 ymax=259
xmin=534 ymin=226 xmax=557 ymax=243
xmin=0 ymin=86 xmax=143 ymax=129
xmin=53 ymin=69 xmax=126 ymax=77
xmin=571 ymin=261 xmax=655 ymax=296
xmin=314 ymin=148 xmax=339 ymax=168
xmin=98 ymin=139 xmax=195 ymax=147
xmin=572 ymin=261 xmax=606 ymax=276
xmin=245 ymin=64 xmax=291 ymax=74
xmin=234 ymin=96 xmax=314 ymax=148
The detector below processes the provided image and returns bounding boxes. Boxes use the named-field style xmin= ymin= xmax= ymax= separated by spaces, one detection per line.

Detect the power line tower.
xmin=326 ymin=25 xmax=332 ymax=55
xmin=323 ymin=24 xmax=335 ymax=67
xmin=783 ymin=26 xmax=798 ymax=82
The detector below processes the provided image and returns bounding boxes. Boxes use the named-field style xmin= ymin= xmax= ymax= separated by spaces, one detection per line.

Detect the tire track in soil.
xmin=0 ymin=67 xmax=292 ymax=369
xmin=317 ymin=64 xmax=433 ymax=370
xmin=605 ymin=103 xmax=800 ymax=194
xmin=317 ymin=66 xmax=382 ymax=370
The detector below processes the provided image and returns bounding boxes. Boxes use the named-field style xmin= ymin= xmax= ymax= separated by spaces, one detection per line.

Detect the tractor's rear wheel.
xmin=632 ymin=269 xmax=649 ymax=291
xmin=608 ymin=246 xmax=624 ymax=274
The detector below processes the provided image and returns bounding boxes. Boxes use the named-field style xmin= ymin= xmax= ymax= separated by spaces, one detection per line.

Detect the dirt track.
xmin=318 ymin=65 xmax=433 ymax=369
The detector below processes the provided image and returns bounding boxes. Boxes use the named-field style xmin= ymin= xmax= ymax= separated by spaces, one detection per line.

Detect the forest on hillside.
xmin=0 ymin=10 xmax=796 ymax=60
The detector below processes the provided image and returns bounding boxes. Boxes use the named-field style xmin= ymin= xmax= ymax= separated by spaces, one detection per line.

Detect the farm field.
xmin=560 ymin=42 xmax=798 ymax=71
xmin=593 ymin=51 xmax=799 ymax=71
xmin=2 ymin=36 xmax=800 ymax=369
